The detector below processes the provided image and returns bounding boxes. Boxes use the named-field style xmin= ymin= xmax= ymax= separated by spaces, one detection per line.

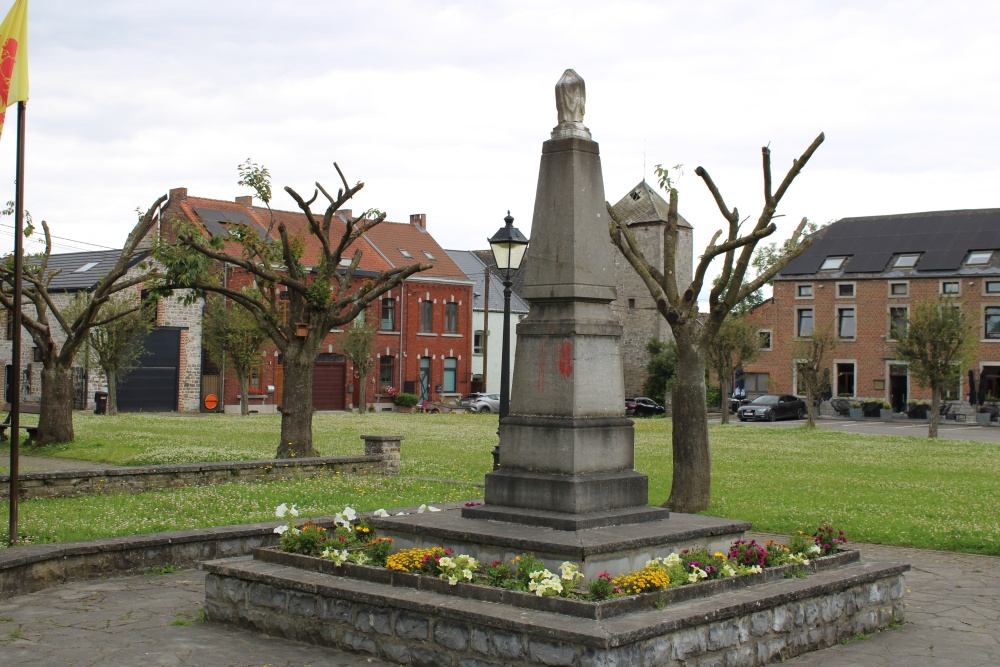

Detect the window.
xmin=820 ymin=256 xmax=847 ymax=271
xmin=941 ymin=281 xmax=960 ymax=296
xmin=399 ymin=248 xmax=413 ymax=259
xmin=420 ymin=301 xmax=433 ymax=332
xmin=796 ymin=284 xmax=813 ymax=298
xmin=965 ymin=250 xmax=992 ymax=266
xmin=443 ymin=358 xmax=457 ymax=393
xmin=33 ymin=347 xmax=42 ymax=362
xmin=836 ymin=362 xmax=855 ymax=396
xmin=445 ymin=302 xmax=458 ymax=333
xmin=73 ymin=261 xmax=99 ymax=273
xmin=889 ymin=306 xmax=908 ymax=339
xmin=422 ymin=251 xmax=436 ymax=260
xmin=986 ymin=307 xmax=1000 ymax=339
xmin=758 ymin=330 xmax=772 ymax=350
xmin=837 ymin=282 xmax=855 ymax=298
xmin=473 ymin=330 xmax=484 ymax=355
xmin=796 ymin=308 xmax=814 ymax=337
xmin=893 ymin=253 xmax=920 ymax=268
xmin=4 ymin=310 xmax=12 ymax=340
xmin=380 ymin=298 xmax=395 ymax=331
xmin=837 ymin=307 xmax=856 ymax=338
xmin=986 ymin=280 xmax=1000 ymax=294
xmin=943 ymin=372 xmax=961 ymax=401
xmin=379 ymin=356 xmax=394 ymax=389
xmin=889 ymin=282 xmax=908 ymax=297
xmin=419 ymin=357 xmax=431 ymax=400
xmin=628 ymin=298 xmax=635 ymax=309
xmin=742 ymin=372 xmax=769 ymax=393
xmin=249 ymin=364 xmax=262 ymax=393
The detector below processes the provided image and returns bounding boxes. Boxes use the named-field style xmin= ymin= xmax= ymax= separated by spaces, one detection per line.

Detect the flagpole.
xmin=8 ymin=99 xmax=24 ymax=545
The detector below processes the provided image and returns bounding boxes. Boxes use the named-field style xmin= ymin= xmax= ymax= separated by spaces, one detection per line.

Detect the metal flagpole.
xmin=8 ymin=99 xmax=25 ymax=545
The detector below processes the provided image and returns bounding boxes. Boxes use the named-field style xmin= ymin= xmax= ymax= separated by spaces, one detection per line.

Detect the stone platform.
xmin=203 ymin=552 xmax=909 ymax=666
xmin=370 ymin=510 xmax=749 ymax=580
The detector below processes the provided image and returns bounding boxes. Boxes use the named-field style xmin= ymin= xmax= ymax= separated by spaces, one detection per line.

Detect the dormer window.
xmin=422 ymin=251 xmax=436 ymax=260
xmin=73 ymin=262 xmax=99 ymax=273
xmin=399 ymin=249 xmax=412 ymax=259
xmin=338 ymin=258 xmax=352 ymax=267
xmin=965 ymin=250 xmax=992 ymax=266
xmin=893 ymin=253 xmax=920 ymax=269
xmin=819 ymin=256 xmax=847 ymax=271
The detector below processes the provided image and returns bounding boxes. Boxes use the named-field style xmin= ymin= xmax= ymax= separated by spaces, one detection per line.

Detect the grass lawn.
xmin=1 ymin=412 xmax=998 ymax=555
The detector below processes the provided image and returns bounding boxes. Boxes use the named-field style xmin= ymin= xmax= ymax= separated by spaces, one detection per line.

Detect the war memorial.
xmin=202 ymin=71 xmax=909 ymax=666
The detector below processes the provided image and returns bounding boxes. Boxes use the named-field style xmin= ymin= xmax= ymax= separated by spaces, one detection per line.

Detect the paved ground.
xmin=710 ymin=413 xmax=1000 ymax=443
xmin=0 ymin=536 xmax=996 ymax=666
xmin=0 ymin=453 xmax=119 ymax=474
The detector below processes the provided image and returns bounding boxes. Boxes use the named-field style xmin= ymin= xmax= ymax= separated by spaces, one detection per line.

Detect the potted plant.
xmin=877 ymin=400 xmax=893 ymax=422
xmin=907 ymin=401 xmax=930 ymax=420
xmin=976 ymin=405 xmax=992 ymax=427
xmin=393 ymin=392 xmax=420 ymax=413
xmin=848 ymin=401 xmax=863 ymax=420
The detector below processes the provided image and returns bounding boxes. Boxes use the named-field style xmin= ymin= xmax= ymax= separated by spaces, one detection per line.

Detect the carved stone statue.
xmin=551 ymin=69 xmax=591 ymax=140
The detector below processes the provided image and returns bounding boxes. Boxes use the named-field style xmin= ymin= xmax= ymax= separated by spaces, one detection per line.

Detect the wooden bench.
xmin=0 ymin=402 xmax=41 ymax=443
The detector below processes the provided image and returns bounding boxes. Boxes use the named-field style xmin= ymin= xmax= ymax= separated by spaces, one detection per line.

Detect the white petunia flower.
xmin=373 ymin=509 xmax=390 ymax=518
xmin=274 ymin=524 xmax=288 ymax=535
xmin=418 ymin=504 xmax=428 ymax=513
xmin=289 ymin=505 xmax=299 ymax=517
xmin=342 ymin=506 xmax=357 ymax=521
xmin=276 ymin=503 xmax=289 ymax=518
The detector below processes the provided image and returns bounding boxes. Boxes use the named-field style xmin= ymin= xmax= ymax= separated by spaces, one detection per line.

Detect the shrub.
xmin=393 ymin=392 xmax=420 ymax=407
xmin=705 ymin=385 xmax=721 ymax=410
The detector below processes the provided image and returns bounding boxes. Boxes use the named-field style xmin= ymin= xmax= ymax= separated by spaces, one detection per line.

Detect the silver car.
xmin=470 ymin=393 xmax=501 ymax=413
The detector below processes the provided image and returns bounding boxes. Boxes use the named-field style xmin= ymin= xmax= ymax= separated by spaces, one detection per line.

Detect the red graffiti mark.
xmin=558 ymin=340 xmax=573 ymax=378
xmin=537 ymin=339 xmax=547 ymax=393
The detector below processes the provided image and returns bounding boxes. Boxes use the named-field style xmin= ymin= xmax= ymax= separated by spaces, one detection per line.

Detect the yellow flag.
xmin=0 ymin=0 xmax=27 ymax=141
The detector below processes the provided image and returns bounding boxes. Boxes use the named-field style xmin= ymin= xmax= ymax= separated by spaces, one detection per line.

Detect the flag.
xmin=0 ymin=0 xmax=27 ymax=142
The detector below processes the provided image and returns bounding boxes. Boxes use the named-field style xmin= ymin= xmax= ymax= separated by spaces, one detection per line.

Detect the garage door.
xmin=118 ymin=328 xmax=181 ymax=412
xmin=313 ymin=362 xmax=345 ymax=411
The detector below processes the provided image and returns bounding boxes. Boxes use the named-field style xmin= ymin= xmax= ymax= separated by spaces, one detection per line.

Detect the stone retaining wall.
xmin=0 ymin=435 xmax=403 ymax=500
xmin=203 ymin=556 xmax=908 ymax=667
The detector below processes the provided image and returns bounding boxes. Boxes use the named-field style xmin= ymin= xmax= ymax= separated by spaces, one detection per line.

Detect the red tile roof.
xmin=361 ymin=220 xmax=468 ymax=280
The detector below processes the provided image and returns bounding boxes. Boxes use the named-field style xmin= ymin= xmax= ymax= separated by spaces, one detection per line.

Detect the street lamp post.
xmin=488 ymin=211 xmax=529 ymax=470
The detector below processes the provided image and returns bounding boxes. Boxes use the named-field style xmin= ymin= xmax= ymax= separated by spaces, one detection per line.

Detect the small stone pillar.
xmin=361 ymin=434 xmax=402 ymax=475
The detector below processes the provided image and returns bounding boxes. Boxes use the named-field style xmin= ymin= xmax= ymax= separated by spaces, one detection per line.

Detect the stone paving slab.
xmin=0 ymin=535 xmax=996 ymax=665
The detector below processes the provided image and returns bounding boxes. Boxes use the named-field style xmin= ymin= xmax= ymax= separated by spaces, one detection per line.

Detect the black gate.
xmin=117 ymin=328 xmax=182 ymax=412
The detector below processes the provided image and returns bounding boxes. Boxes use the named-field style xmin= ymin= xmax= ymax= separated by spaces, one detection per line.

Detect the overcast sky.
xmin=1 ymin=1 xmax=998 ymax=299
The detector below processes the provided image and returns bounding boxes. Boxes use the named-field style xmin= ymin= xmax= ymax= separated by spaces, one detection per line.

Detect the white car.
xmin=469 ymin=393 xmax=501 ymax=413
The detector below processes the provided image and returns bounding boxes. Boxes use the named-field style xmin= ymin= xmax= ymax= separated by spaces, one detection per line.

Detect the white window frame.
xmin=795 ymin=283 xmax=814 ymax=299
xmin=758 ymin=329 xmax=772 ymax=351
xmin=836 ymin=305 xmax=857 ymax=340
xmin=966 ymin=250 xmax=992 ymax=266
xmin=983 ymin=304 xmax=1000 ymax=342
xmin=887 ymin=305 xmax=909 ymax=342
xmin=796 ymin=307 xmax=815 ymax=338
xmin=819 ymin=256 xmax=847 ymax=271
xmin=888 ymin=281 xmax=909 ymax=298
xmin=836 ymin=281 xmax=855 ymax=298
xmin=893 ymin=253 xmax=921 ymax=269
xmin=939 ymin=280 xmax=961 ymax=297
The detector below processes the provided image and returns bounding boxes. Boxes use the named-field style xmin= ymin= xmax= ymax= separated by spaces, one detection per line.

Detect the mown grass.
xmin=1 ymin=412 xmax=998 ymax=555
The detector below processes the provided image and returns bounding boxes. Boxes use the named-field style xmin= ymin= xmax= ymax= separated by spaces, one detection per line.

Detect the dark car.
xmin=626 ymin=397 xmax=666 ymax=418
xmin=737 ymin=394 xmax=806 ymax=422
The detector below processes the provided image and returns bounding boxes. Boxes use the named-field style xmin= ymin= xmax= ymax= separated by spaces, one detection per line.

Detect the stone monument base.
xmin=370 ymin=510 xmax=748 ymax=581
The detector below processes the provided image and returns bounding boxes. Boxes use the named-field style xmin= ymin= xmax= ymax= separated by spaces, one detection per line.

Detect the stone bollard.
xmin=361 ymin=434 xmax=402 ymax=475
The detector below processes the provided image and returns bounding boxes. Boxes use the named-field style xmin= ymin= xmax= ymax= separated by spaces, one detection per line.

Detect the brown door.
xmin=313 ymin=362 xmax=346 ymax=411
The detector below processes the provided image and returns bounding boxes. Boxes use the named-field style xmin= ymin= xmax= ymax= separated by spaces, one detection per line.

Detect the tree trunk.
xmin=106 ymin=369 xmax=119 ymax=417
xmin=929 ymin=386 xmax=940 ymax=439
xmin=36 ymin=364 xmax=75 ymax=446
xmin=719 ymin=376 xmax=731 ymax=425
xmin=358 ymin=372 xmax=368 ymax=415
xmin=805 ymin=385 xmax=816 ymax=427
xmin=237 ymin=370 xmax=250 ymax=416
xmin=276 ymin=348 xmax=319 ymax=458
xmin=666 ymin=325 xmax=712 ymax=513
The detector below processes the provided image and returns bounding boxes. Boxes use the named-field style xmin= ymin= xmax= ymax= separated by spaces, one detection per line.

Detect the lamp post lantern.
xmin=488 ymin=211 xmax=529 ymax=469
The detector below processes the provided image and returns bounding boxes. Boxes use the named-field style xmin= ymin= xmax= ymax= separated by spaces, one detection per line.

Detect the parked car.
xmin=626 ymin=397 xmax=666 ymax=418
xmin=459 ymin=393 xmax=490 ymax=408
xmin=737 ymin=394 xmax=806 ymax=422
xmin=469 ymin=393 xmax=501 ymax=413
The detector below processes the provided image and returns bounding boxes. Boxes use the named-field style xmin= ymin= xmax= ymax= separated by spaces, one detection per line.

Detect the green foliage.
xmin=894 ymin=299 xmax=975 ymax=395
xmin=393 ymin=392 xmax=420 ymax=407
xmin=587 ymin=573 xmax=617 ymax=600
xmin=653 ymin=163 xmax=684 ymax=192
xmin=86 ymin=292 xmax=155 ymax=379
xmin=705 ymin=384 xmax=721 ymax=410
xmin=339 ymin=317 xmax=377 ymax=413
xmin=705 ymin=316 xmax=760 ymax=394
xmin=644 ymin=338 xmax=678 ymax=402
xmin=362 ymin=537 xmax=395 ymax=567
xmin=279 ymin=520 xmax=329 ymax=557
xmin=237 ymin=159 xmax=272 ymax=205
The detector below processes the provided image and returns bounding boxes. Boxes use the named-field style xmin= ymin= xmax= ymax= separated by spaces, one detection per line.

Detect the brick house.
xmin=155 ymin=189 xmax=473 ymax=413
xmin=743 ymin=209 xmax=1000 ymax=413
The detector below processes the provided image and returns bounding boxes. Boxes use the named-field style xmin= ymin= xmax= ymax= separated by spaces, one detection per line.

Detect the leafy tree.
xmin=0 ymin=198 xmax=167 ymax=444
xmin=202 ymin=293 xmax=269 ymax=416
xmin=643 ymin=337 xmax=678 ymax=404
xmin=609 ymin=134 xmax=823 ymax=512
xmin=154 ymin=161 xmax=429 ymax=458
xmin=339 ymin=317 xmax=377 ymax=414
xmin=705 ymin=316 xmax=759 ymax=425
xmin=86 ymin=293 xmax=155 ymax=416
xmin=894 ymin=299 xmax=975 ymax=438
xmin=792 ymin=326 xmax=835 ymax=427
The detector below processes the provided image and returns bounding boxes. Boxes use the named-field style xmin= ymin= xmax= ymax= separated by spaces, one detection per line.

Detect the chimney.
xmin=235 ymin=195 xmax=253 ymax=207
xmin=410 ymin=213 xmax=426 ymax=229
xmin=169 ymin=187 xmax=187 ymax=201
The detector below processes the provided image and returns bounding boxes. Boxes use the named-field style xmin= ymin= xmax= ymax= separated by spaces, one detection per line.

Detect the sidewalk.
xmin=0 ymin=536 xmax=996 ymax=665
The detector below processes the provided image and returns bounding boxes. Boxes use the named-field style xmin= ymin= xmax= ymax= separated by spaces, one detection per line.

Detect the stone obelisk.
xmin=464 ymin=70 xmax=670 ymax=530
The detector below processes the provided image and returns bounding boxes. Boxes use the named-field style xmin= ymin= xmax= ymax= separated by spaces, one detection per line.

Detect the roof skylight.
xmin=819 ymin=256 xmax=847 ymax=271
xmin=73 ymin=262 xmax=99 ymax=273
xmin=965 ymin=250 xmax=992 ymax=266
xmin=422 ymin=251 xmax=436 ymax=260
xmin=399 ymin=248 xmax=412 ymax=258
xmin=893 ymin=253 xmax=921 ymax=268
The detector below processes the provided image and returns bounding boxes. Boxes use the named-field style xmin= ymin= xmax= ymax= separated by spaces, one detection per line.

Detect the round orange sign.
xmin=204 ymin=394 xmax=218 ymax=410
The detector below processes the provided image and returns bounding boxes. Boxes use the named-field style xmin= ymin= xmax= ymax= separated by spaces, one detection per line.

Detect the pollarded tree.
xmin=894 ymin=299 xmax=975 ymax=438
xmin=706 ymin=316 xmax=760 ymax=425
xmin=339 ymin=317 xmax=376 ymax=414
xmin=154 ymin=161 xmax=429 ymax=458
xmin=0 ymin=198 xmax=167 ymax=444
xmin=792 ymin=325 xmax=836 ymax=427
xmin=609 ymin=134 xmax=824 ymax=512
xmin=202 ymin=293 xmax=269 ymax=416
xmin=86 ymin=292 xmax=155 ymax=416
